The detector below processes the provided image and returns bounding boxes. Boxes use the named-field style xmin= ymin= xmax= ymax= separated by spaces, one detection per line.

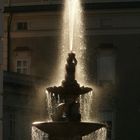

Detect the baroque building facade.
xmin=2 ymin=0 xmax=140 ymax=140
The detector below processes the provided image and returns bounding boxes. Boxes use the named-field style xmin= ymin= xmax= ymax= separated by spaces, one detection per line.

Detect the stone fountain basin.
xmin=33 ymin=122 xmax=105 ymax=137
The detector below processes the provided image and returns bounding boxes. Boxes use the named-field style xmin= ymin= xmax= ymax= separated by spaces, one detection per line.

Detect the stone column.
xmin=0 ymin=0 xmax=3 ymax=140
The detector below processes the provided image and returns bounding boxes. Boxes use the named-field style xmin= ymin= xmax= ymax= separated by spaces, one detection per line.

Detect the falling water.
xmin=83 ymin=127 xmax=107 ymax=140
xmin=80 ymin=91 xmax=94 ymax=122
xmin=45 ymin=91 xmax=53 ymax=121
xmin=32 ymin=126 xmax=48 ymax=140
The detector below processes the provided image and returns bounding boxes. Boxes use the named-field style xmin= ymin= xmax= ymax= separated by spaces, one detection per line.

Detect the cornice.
xmin=4 ymin=2 xmax=140 ymax=13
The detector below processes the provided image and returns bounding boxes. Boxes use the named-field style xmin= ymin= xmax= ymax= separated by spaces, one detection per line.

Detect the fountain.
xmin=33 ymin=0 xmax=106 ymax=139
xmin=33 ymin=52 xmax=105 ymax=140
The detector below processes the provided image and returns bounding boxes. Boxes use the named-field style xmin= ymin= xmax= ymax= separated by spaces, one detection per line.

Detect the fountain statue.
xmin=33 ymin=52 xmax=105 ymax=140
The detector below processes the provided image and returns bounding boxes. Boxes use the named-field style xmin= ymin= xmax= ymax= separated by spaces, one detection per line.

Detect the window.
xmin=14 ymin=46 xmax=31 ymax=74
xmin=16 ymin=60 xmax=29 ymax=74
xmin=97 ymin=44 xmax=116 ymax=85
xmin=17 ymin=22 xmax=28 ymax=30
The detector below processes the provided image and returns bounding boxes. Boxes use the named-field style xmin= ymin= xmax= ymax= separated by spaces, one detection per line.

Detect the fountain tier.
xmin=47 ymin=52 xmax=92 ymax=100
xmin=33 ymin=122 xmax=104 ymax=139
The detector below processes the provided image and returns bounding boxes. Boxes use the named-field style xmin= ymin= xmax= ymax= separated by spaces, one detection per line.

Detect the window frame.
xmin=96 ymin=45 xmax=116 ymax=85
xmin=16 ymin=59 xmax=30 ymax=74
xmin=16 ymin=22 xmax=28 ymax=31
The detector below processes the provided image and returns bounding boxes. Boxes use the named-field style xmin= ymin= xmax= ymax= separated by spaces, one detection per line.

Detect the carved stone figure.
xmin=65 ymin=52 xmax=77 ymax=81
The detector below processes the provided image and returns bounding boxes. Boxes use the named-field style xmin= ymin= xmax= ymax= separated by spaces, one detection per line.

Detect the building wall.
xmin=3 ymin=2 xmax=140 ymax=140
xmin=4 ymin=9 xmax=140 ymax=77
xmin=0 ymin=0 xmax=3 ymax=139
xmin=3 ymin=72 xmax=47 ymax=140
xmin=3 ymin=12 xmax=61 ymax=78
xmin=4 ymin=0 xmax=140 ymax=6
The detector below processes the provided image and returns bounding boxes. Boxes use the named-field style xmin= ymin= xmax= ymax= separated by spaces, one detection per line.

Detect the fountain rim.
xmin=32 ymin=121 xmax=106 ymax=137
